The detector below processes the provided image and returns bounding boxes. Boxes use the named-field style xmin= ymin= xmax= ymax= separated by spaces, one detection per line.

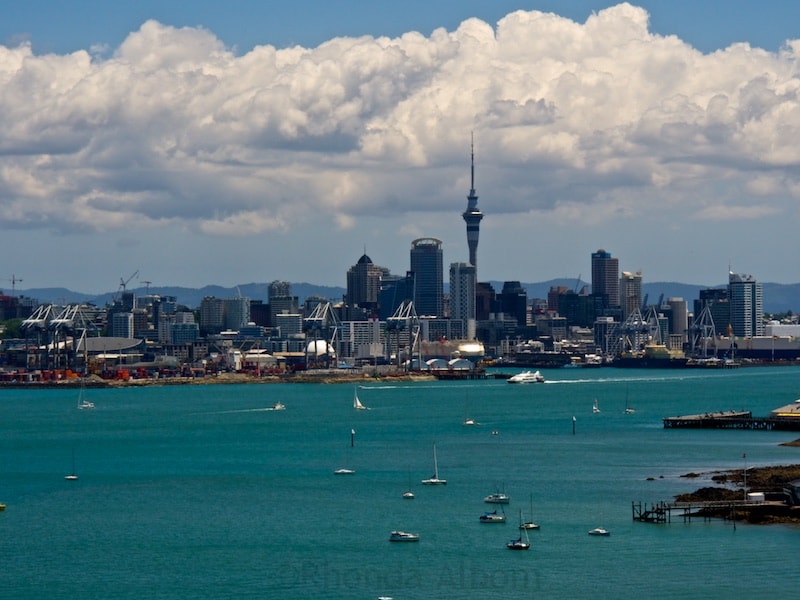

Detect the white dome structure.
xmin=306 ymin=340 xmax=336 ymax=358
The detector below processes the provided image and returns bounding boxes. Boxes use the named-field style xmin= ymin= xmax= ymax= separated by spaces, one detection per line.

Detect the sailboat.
xmin=421 ymin=443 xmax=446 ymax=485
xmin=334 ymin=430 xmax=356 ymax=474
xmin=353 ymin=387 xmax=369 ymax=410
xmin=507 ymin=511 xmax=531 ymax=550
xmin=65 ymin=447 xmax=79 ymax=481
xmin=462 ymin=392 xmax=478 ymax=426
xmin=402 ymin=469 xmax=415 ymax=499
xmin=520 ymin=493 xmax=540 ymax=530
xmin=592 ymin=399 xmax=600 ymax=414
xmin=77 ymin=376 xmax=94 ymax=410
xmin=624 ymin=385 xmax=635 ymax=414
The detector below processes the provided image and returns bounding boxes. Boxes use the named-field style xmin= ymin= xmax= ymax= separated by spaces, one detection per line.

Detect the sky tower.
xmin=462 ymin=136 xmax=483 ymax=270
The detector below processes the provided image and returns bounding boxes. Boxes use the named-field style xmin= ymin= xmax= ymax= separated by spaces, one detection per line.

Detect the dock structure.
xmin=662 ymin=411 xmax=800 ymax=431
xmin=632 ymin=501 xmax=672 ymax=523
xmin=633 ymin=500 xmax=757 ymax=524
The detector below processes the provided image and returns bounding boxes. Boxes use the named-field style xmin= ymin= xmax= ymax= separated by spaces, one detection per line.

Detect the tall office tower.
xmin=728 ymin=272 xmax=764 ymax=337
xmin=499 ymin=281 xmax=527 ymax=328
xmin=410 ymin=237 xmax=443 ymax=317
xmin=223 ymin=297 xmax=251 ymax=330
xmin=346 ymin=253 xmax=389 ymax=311
xmin=591 ymin=249 xmax=620 ymax=308
xmin=449 ymin=262 xmax=476 ymax=324
xmin=268 ymin=280 xmax=298 ymax=327
xmin=462 ymin=138 xmax=483 ymax=271
xmin=694 ymin=288 xmax=730 ymax=335
xmin=619 ymin=270 xmax=643 ymax=319
xmin=268 ymin=280 xmax=291 ymax=300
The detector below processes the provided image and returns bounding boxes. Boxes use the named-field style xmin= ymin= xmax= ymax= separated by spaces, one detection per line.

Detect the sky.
xmin=2 ymin=1 xmax=800 ymax=295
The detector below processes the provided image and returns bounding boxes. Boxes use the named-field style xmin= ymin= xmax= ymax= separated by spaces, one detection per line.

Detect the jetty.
xmin=633 ymin=499 xmax=768 ymax=523
xmin=662 ymin=410 xmax=800 ymax=431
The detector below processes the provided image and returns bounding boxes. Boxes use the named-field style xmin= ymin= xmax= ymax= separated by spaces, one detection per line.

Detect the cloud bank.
xmin=0 ymin=4 xmax=798 ymax=278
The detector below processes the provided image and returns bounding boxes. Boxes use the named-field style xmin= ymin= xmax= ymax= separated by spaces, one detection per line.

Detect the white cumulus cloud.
xmin=1 ymin=4 xmax=799 ymax=288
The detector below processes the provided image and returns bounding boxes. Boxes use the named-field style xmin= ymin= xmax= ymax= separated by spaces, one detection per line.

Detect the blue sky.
xmin=1 ymin=1 xmax=799 ymax=294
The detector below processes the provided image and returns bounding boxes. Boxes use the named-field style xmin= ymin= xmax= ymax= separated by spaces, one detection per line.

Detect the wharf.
xmin=632 ymin=500 xmax=776 ymax=524
xmin=662 ymin=411 xmax=800 ymax=431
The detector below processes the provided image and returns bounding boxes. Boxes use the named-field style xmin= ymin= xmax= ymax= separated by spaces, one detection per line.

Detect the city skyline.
xmin=2 ymin=2 xmax=800 ymax=293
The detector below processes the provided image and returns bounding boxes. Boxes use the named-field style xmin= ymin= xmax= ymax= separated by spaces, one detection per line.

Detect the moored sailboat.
xmin=421 ymin=443 xmax=446 ymax=485
xmin=520 ymin=493 xmax=540 ymax=530
xmin=507 ymin=511 xmax=531 ymax=550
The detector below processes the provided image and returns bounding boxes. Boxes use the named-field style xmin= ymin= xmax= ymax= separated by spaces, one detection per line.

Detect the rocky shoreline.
xmin=676 ymin=463 xmax=800 ymax=524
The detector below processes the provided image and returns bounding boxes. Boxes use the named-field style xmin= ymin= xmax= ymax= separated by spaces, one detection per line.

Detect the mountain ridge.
xmin=10 ymin=279 xmax=798 ymax=314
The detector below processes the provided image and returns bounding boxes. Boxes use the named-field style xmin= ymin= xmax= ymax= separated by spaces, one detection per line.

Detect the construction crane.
xmin=7 ymin=274 xmax=23 ymax=294
xmin=119 ymin=270 xmax=139 ymax=293
xmin=113 ymin=270 xmax=139 ymax=303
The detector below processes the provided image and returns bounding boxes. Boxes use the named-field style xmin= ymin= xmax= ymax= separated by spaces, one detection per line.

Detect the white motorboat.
xmin=588 ymin=527 xmax=610 ymax=536
xmin=507 ymin=370 xmax=545 ymax=384
xmin=389 ymin=530 xmax=419 ymax=542
xmin=270 ymin=402 xmax=286 ymax=411
xmin=333 ymin=468 xmax=355 ymax=475
xmin=484 ymin=492 xmax=510 ymax=504
xmin=421 ymin=443 xmax=446 ymax=485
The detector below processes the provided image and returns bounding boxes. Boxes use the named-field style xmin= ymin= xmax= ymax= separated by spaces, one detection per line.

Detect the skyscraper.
xmin=591 ymin=249 xmax=620 ymax=308
xmin=410 ymin=238 xmax=443 ymax=317
xmin=346 ymin=253 xmax=388 ymax=311
xmin=449 ymin=262 xmax=476 ymax=324
xmin=462 ymin=137 xmax=483 ymax=271
xmin=619 ymin=270 xmax=642 ymax=319
xmin=728 ymin=272 xmax=764 ymax=337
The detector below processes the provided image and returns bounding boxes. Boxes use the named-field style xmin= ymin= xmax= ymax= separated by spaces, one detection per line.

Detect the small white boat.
xmin=507 ymin=370 xmax=545 ymax=384
xmin=624 ymin=386 xmax=635 ymax=414
xmin=508 ymin=511 xmax=531 ymax=550
xmin=77 ymin=379 xmax=94 ymax=410
xmin=270 ymin=402 xmax=286 ymax=411
xmin=484 ymin=492 xmax=510 ymax=504
xmin=520 ymin=493 xmax=540 ymax=530
xmin=402 ymin=469 xmax=415 ymax=499
xmin=588 ymin=527 xmax=610 ymax=536
xmin=462 ymin=392 xmax=478 ymax=425
xmin=65 ymin=447 xmax=78 ymax=481
xmin=421 ymin=443 xmax=446 ymax=485
xmin=479 ymin=509 xmax=506 ymax=523
xmin=333 ymin=468 xmax=355 ymax=475
xmin=389 ymin=530 xmax=419 ymax=542
xmin=592 ymin=399 xmax=600 ymax=414
xmin=353 ymin=387 xmax=369 ymax=410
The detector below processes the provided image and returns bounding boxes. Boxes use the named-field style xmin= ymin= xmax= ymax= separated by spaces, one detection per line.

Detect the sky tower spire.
xmin=462 ymin=133 xmax=483 ymax=270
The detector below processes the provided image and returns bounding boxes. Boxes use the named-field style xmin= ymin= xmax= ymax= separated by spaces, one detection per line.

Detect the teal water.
xmin=1 ymin=367 xmax=799 ymax=599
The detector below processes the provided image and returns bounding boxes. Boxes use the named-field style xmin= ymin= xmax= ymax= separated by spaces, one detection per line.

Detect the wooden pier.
xmin=632 ymin=500 xmax=755 ymax=524
xmin=662 ymin=411 xmax=800 ymax=431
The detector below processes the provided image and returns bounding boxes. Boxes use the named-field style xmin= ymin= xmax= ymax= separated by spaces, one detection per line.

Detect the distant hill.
xmin=13 ymin=280 xmax=798 ymax=314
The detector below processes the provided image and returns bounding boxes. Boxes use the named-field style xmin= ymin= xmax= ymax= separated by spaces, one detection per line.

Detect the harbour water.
xmin=1 ymin=366 xmax=799 ymax=599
